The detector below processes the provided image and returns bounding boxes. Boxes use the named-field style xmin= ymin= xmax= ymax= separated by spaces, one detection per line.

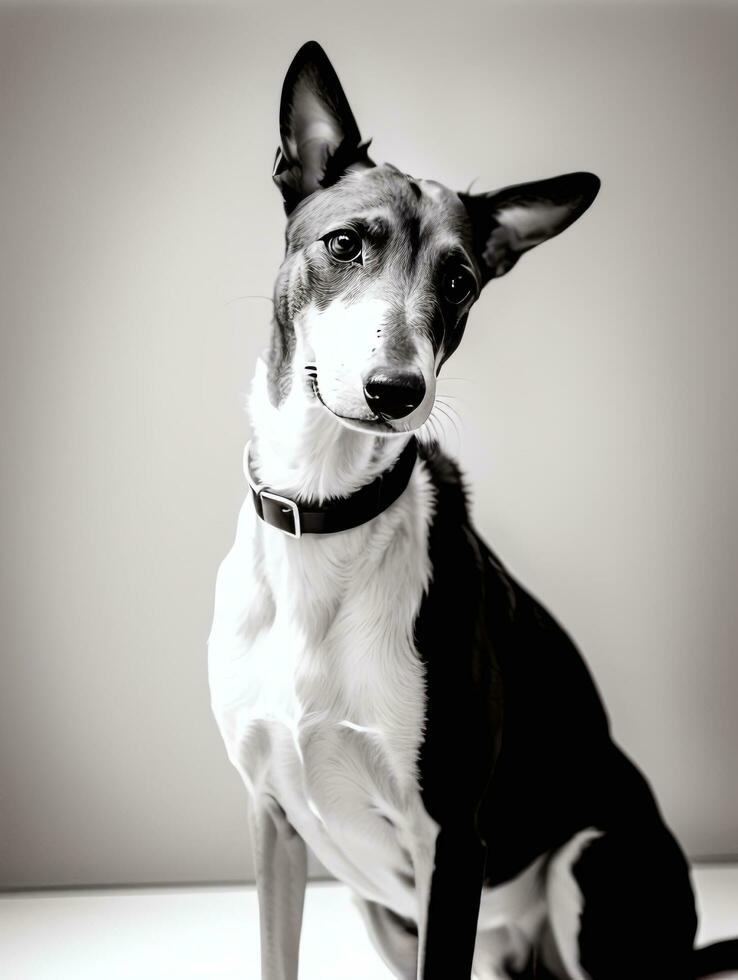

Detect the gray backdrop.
xmin=1 ymin=0 xmax=737 ymax=889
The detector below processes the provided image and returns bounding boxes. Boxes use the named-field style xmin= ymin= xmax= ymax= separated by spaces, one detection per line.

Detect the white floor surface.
xmin=1 ymin=867 xmax=737 ymax=979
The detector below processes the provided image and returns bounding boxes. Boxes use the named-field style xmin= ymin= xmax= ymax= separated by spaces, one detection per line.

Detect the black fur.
xmin=414 ymin=441 xmax=735 ymax=978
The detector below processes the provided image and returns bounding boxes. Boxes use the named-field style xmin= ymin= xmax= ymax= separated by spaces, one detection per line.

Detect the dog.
xmin=208 ymin=41 xmax=738 ymax=979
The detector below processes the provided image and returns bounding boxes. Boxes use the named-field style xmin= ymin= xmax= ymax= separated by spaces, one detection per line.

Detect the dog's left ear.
xmin=273 ymin=41 xmax=375 ymax=214
xmin=459 ymin=172 xmax=600 ymax=281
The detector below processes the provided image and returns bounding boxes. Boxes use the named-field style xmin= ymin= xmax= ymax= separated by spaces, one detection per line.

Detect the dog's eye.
xmin=325 ymin=228 xmax=363 ymax=263
xmin=441 ymin=267 xmax=474 ymax=305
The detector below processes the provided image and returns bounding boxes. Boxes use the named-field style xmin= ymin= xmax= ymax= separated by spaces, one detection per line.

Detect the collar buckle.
xmin=257 ymin=490 xmax=302 ymax=539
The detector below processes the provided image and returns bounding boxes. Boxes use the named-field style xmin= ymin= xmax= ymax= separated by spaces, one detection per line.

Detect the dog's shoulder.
xmin=414 ymin=442 xmax=506 ymax=821
xmin=417 ymin=439 xmax=472 ymax=525
xmin=416 ymin=439 xmax=517 ymax=624
xmin=417 ymin=440 xmax=609 ymax=722
xmin=415 ymin=442 xmax=614 ymax=854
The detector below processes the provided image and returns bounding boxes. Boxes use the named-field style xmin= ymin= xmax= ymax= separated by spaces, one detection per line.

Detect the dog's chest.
xmin=209 ymin=468 xmax=437 ymax=913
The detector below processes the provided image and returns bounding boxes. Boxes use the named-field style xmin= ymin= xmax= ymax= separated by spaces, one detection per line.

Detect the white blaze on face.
xmin=298 ymin=294 xmax=392 ymax=419
xmin=298 ymin=292 xmax=438 ymax=431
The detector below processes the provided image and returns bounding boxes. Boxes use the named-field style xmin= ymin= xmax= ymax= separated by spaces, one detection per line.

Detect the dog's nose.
xmin=363 ymin=369 xmax=426 ymax=421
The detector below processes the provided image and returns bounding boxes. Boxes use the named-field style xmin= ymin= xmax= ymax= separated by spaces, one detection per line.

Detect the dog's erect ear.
xmin=273 ymin=41 xmax=374 ymax=214
xmin=459 ymin=172 xmax=600 ymax=281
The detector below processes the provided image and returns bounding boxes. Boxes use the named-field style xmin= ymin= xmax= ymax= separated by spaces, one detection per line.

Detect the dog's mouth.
xmin=309 ymin=377 xmax=407 ymax=436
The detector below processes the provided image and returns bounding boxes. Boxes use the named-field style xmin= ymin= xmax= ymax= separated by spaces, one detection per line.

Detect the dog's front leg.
xmin=249 ymin=794 xmax=308 ymax=980
xmin=416 ymin=824 xmax=487 ymax=980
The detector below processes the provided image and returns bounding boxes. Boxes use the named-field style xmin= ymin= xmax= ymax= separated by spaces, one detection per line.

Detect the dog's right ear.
xmin=273 ymin=41 xmax=374 ymax=214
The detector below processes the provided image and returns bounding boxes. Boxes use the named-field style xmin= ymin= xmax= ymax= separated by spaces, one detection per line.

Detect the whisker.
xmin=433 ymin=400 xmax=462 ymax=453
xmin=430 ymin=409 xmax=448 ymax=450
xmin=434 ymin=391 xmax=466 ymax=407
xmin=436 ymin=394 xmax=463 ymax=419
xmin=416 ymin=417 xmax=434 ymax=447
xmin=438 ymin=406 xmax=459 ymax=450
xmin=423 ymin=413 xmax=440 ymax=448
xmin=226 ymin=294 xmax=275 ymax=308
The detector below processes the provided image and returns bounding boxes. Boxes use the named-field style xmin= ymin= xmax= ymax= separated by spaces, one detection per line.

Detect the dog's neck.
xmin=247 ymin=355 xmax=411 ymax=505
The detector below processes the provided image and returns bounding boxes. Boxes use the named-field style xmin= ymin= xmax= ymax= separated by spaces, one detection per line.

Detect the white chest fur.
xmin=208 ymin=459 xmax=439 ymax=917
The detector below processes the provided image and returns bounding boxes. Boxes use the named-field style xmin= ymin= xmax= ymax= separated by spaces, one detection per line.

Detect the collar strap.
xmin=247 ymin=438 xmax=418 ymax=538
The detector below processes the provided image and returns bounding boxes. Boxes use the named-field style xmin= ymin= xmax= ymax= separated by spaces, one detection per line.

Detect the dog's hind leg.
xmin=545 ymin=826 xmax=696 ymax=980
xmin=249 ymin=794 xmax=308 ymax=980
xmin=354 ymin=896 xmax=418 ymax=979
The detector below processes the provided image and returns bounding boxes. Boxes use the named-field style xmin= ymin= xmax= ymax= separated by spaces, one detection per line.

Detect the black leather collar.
xmin=247 ymin=438 xmax=418 ymax=537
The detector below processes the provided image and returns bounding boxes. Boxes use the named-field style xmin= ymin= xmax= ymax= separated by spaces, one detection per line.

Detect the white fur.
xmin=470 ymin=830 xmax=602 ymax=980
xmin=248 ymin=347 xmax=413 ymax=504
xmin=297 ymin=292 xmax=437 ymax=437
xmin=546 ymin=828 xmax=603 ymax=980
xmin=302 ymin=294 xmax=393 ymax=422
xmin=475 ymin=852 xmax=549 ymax=976
xmin=210 ymin=362 xmax=440 ymax=926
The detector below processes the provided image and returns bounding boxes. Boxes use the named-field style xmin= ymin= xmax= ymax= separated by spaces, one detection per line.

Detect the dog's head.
xmin=269 ymin=41 xmax=599 ymax=435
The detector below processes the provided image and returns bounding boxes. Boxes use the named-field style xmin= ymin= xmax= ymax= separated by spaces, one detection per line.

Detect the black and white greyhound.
xmin=208 ymin=41 xmax=738 ymax=980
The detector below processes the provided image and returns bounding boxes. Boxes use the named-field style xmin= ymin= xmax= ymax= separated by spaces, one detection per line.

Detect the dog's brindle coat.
xmin=209 ymin=41 xmax=738 ymax=980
